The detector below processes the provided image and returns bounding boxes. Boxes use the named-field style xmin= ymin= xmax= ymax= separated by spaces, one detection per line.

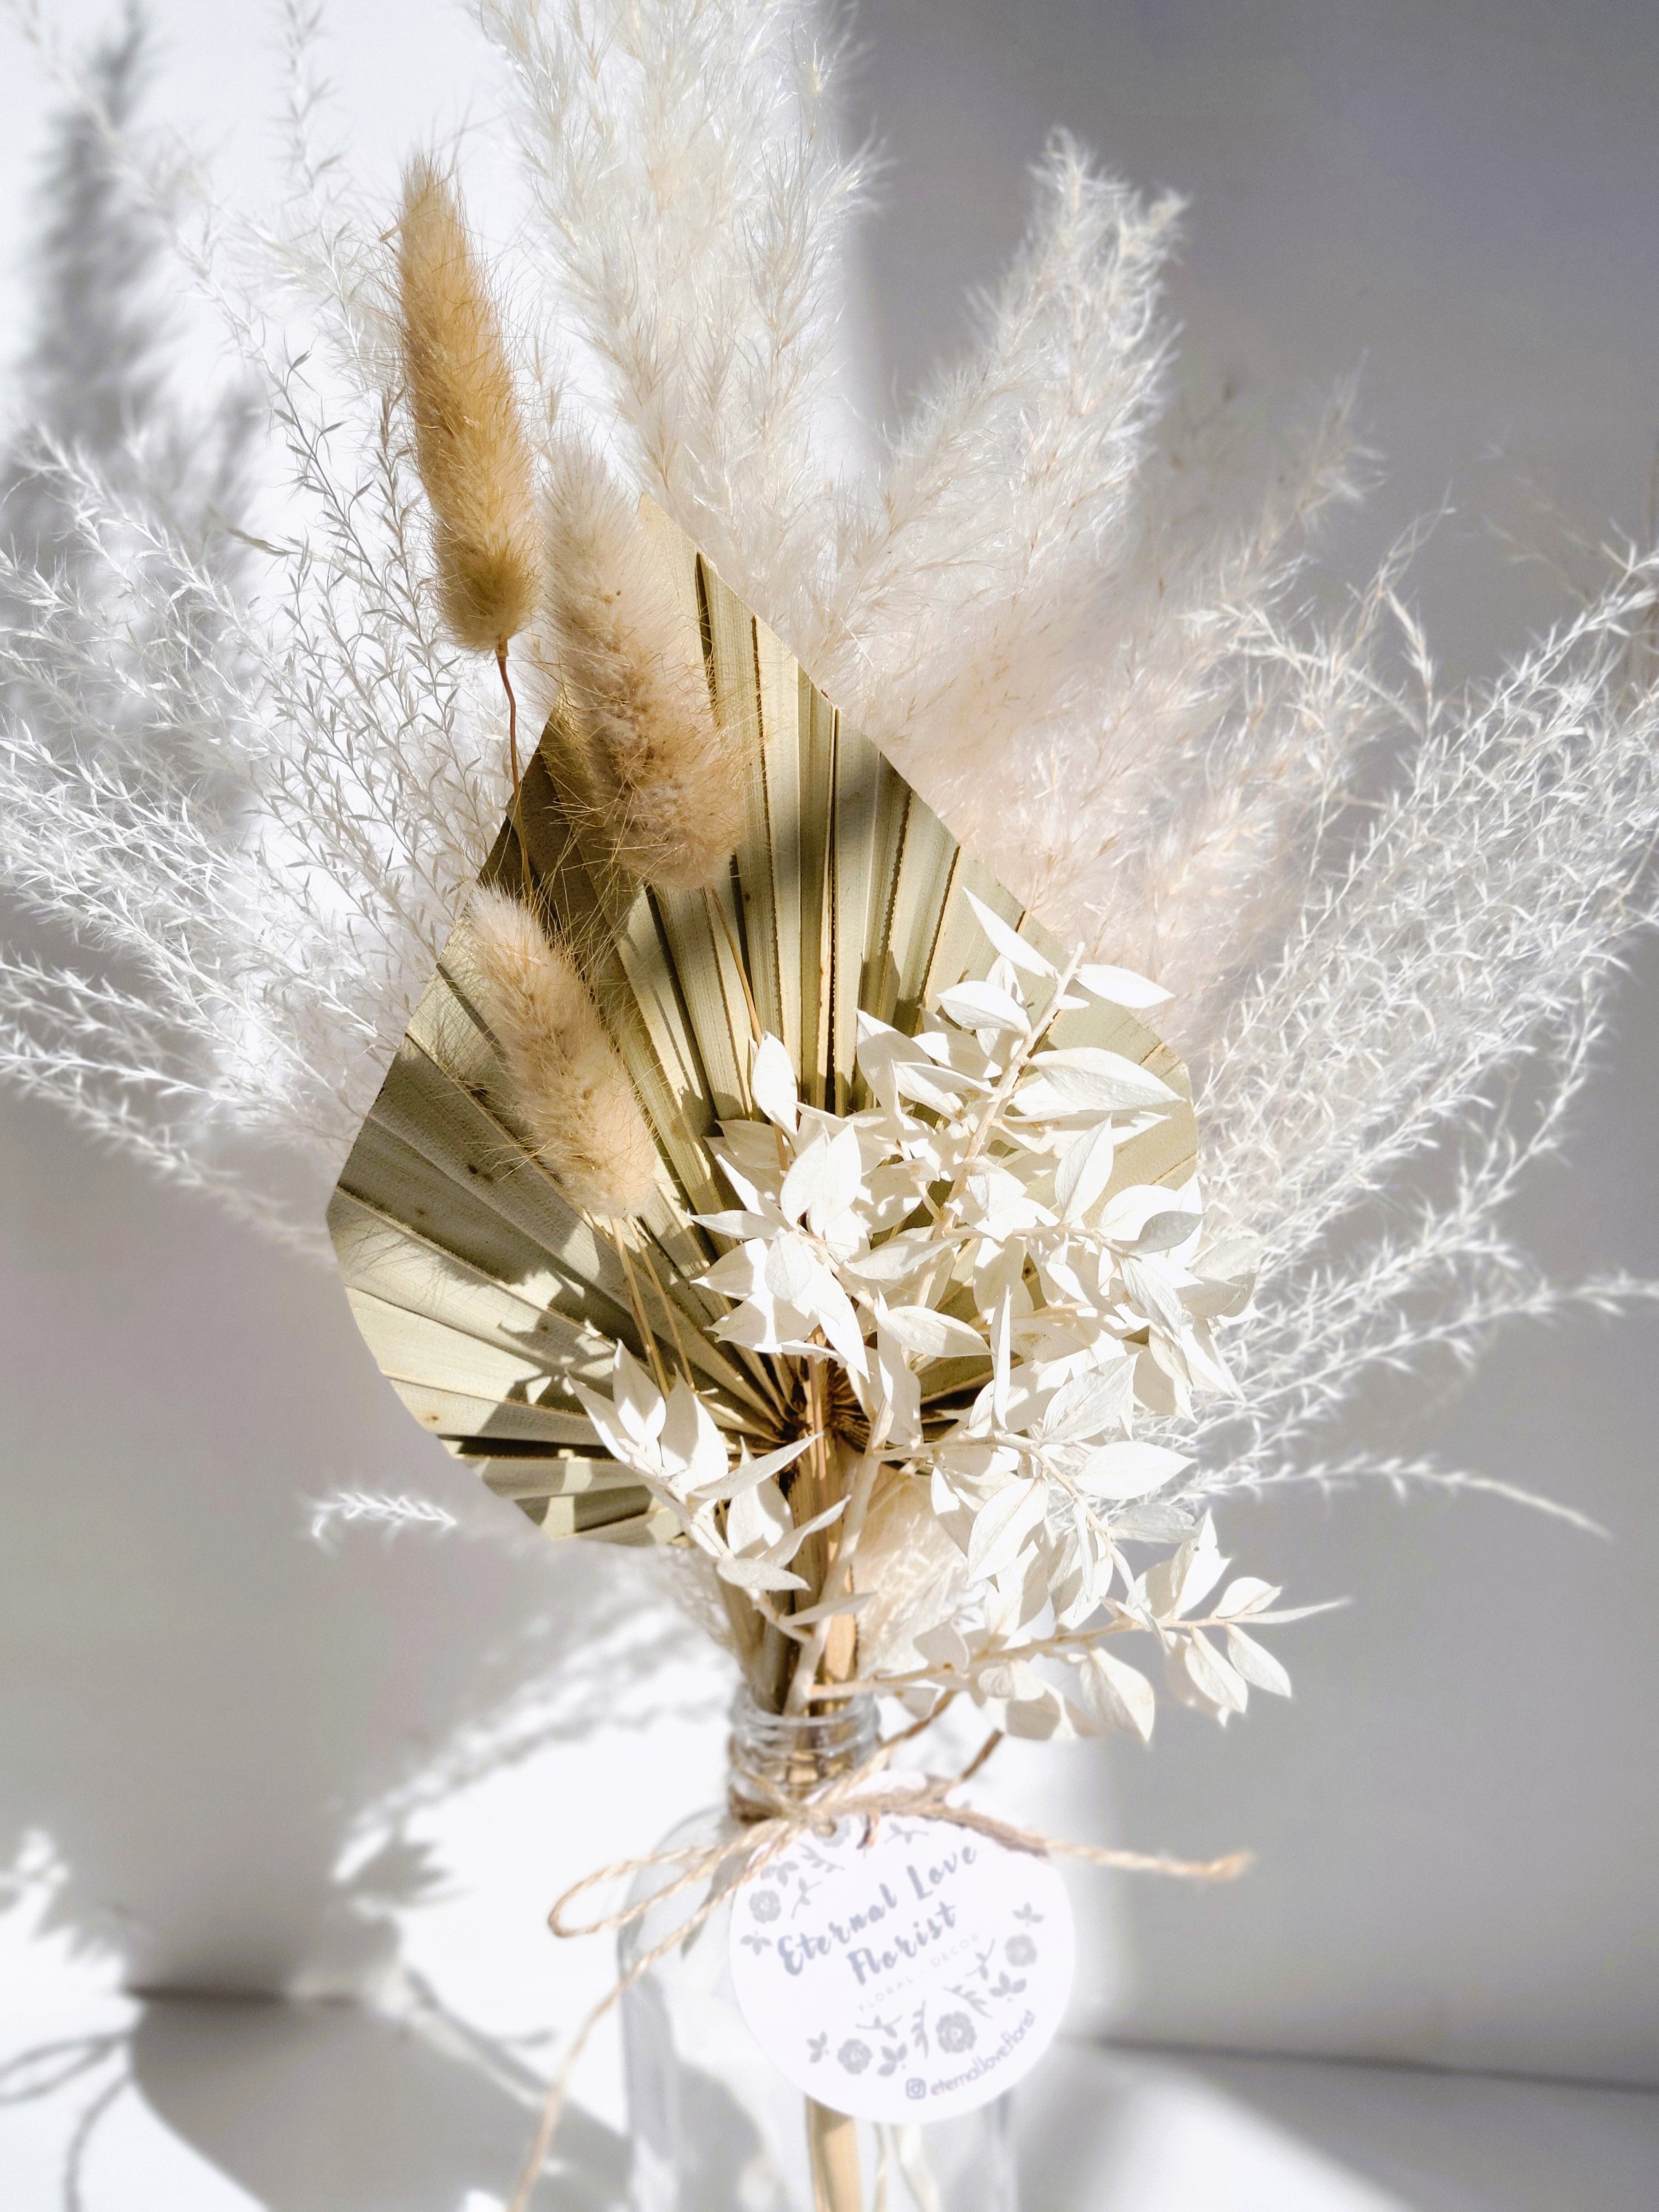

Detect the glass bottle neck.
xmin=727 ymin=1687 xmax=878 ymax=1823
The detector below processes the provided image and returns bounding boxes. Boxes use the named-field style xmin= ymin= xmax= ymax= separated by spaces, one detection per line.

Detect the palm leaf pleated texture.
xmin=330 ymin=507 xmax=1195 ymax=1545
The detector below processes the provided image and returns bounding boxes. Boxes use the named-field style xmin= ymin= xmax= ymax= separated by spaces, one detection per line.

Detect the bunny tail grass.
xmin=543 ymin=441 xmax=743 ymax=889
xmin=398 ymin=157 xmax=540 ymax=654
xmin=467 ymin=886 xmax=657 ymax=1216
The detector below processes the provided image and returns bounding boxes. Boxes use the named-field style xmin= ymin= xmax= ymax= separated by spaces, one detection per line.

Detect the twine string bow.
xmin=507 ymin=1734 xmax=1249 ymax=2212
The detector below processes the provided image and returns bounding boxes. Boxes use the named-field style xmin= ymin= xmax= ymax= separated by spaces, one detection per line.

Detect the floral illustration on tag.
xmin=729 ymin=1802 xmax=1075 ymax=2124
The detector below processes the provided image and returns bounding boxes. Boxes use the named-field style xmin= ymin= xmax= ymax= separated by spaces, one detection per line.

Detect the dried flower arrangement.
xmin=337 ymin=473 xmax=1322 ymax=1748
xmin=3 ymin=0 xmax=1658 ymax=2201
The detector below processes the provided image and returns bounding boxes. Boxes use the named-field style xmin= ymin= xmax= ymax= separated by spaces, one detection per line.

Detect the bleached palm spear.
xmin=0 ymin=0 xmax=1655 ymax=1577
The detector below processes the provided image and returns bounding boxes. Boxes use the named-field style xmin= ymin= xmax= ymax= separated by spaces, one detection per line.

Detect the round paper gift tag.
xmin=729 ymin=1796 xmax=1075 ymax=2123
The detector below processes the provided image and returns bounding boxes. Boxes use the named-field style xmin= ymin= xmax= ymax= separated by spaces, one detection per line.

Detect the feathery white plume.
xmin=0 ymin=0 xmax=1653 ymax=1574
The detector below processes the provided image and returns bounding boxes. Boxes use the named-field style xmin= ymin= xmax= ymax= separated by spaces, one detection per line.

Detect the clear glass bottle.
xmin=619 ymin=1689 xmax=1019 ymax=2212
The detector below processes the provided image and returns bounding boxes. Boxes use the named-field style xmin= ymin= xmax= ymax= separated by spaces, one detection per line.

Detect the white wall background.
xmin=2 ymin=14 xmax=1657 ymax=2201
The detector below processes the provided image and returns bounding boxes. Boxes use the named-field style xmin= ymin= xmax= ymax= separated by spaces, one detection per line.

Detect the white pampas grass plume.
xmin=397 ymin=158 xmax=539 ymax=654
xmin=481 ymin=0 xmax=872 ymax=650
xmin=813 ymin=134 xmax=1180 ymax=809
xmin=466 ymin=884 xmax=657 ymax=1216
xmin=541 ymin=441 xmax=741 ymax=889
xmin=306 ymin=1489 xmax=459 ymax=1550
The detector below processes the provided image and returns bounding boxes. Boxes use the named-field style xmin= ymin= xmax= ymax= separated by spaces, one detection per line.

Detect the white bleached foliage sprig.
xmin=574 ymin=924 xmax=1319 ymax=1740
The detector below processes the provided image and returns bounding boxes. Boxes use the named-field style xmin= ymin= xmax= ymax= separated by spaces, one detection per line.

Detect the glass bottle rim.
xmin=728 ymin=1684 xmax=878 ymax=1814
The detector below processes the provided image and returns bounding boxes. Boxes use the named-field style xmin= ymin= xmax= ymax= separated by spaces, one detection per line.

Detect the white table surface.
xmin=4 ymin=1996 xmax=1655 ymax=2211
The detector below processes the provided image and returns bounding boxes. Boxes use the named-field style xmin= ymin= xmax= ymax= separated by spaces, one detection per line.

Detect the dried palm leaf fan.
xmin=328 ymin=503 xmax=1198 ymax=1596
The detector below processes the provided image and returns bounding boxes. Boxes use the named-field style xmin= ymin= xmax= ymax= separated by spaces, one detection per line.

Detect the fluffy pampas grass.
xmin=397 ymin=157 xmax=539 ymax=656
xmin=465 ymin=884 xmax=657 ymax=1216
xmin=539 ymin=441 xmax=741 ymax=888
xmin=0 ymin=0 xmax=1655 ymax=1541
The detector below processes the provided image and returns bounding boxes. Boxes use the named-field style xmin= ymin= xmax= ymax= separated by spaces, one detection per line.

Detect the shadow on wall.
xmin=0 ymin=1096 xmax=691 ymax=2003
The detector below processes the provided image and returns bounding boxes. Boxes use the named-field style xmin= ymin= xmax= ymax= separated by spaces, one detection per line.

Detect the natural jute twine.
xmin=506 ymin=1730 xmax=1249 ymax=2211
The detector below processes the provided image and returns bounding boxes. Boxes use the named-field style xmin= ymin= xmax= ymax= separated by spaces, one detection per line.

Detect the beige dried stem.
xmin=542 ymin=439 xmax=744 ymax=889
xmin=466 ymin=885 xmax=657 ymax=1217
xmin=397 ymin=157 xmax=541 ymax=874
